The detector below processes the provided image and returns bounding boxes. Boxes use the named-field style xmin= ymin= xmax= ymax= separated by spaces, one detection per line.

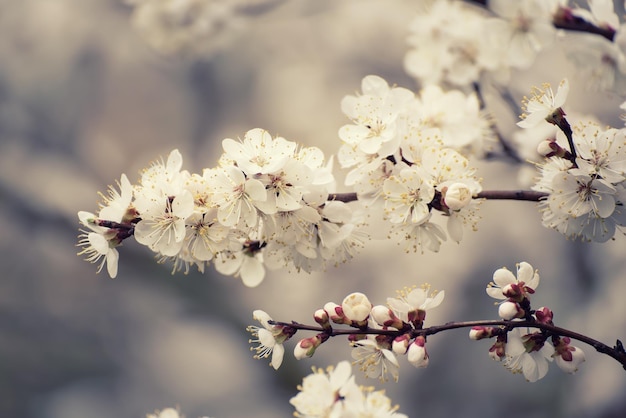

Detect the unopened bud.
xmin=392 ymin=334 xmax=411 ymax=355
xmin=294 ymin=334 xmax=324 ymax=360
xmin=342 ymin=292 xmax=372 ymax=322
xmin=489 ymin=335 xmax=507 ymax=361
xmin=469 ymin=326 xmax=498 ymax=340
xmin=407 ymin=336 xmax=429 ymax=368
xmin=324 ymin=302 xmax=348 ymax=324
xmin=370 ymin=305 xmax=404 ymax=329
xmin=314 ymin=309 xmax=331 ymax=330
xmin=534 ymin=306 xmax=554 ymax=324
xmin=443 ymin=183 xmax=473 ymax=211
xmin=498 ymin=301 xmax=525 ymax=320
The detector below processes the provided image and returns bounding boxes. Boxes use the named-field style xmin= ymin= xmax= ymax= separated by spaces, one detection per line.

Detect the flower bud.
xmin=294 ymin=335 xmax=323 ymax=360
xmin=314 ymin=308 xmax=331 ymax=330
xmin=534 ymin=306 xmax=553 ymax=324
xmin=553 ymin=336 xmax=585 ymax=374
xmin=489 ymin=336 xmax=507 ymax=361
xmin=537 ymin=139 xmax=559 ymax=157
xmin=407 ymin=336 xmax=429 ymax=368
xmin=342 ymin=292 xmax=372 ymax=322
xmin=443 ymin=183 xmax=472 ymax=211
xmin=498 ymin=301 xmax=525 ymax=320
xmin=392 ymin=334 xmax=411 ymax=355
xmin=555 ymin=346 xmax=585 ymax=374
xmin=324 ymin=302 xmax=348 ymax=324
xmin=469 ymin=326 xmax=498 ymax=340
xmin=370 ymin=305 xmax=404 ymax=329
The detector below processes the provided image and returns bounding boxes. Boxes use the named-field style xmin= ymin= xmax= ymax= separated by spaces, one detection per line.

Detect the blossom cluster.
xmin=404 ymin=0 xmax=626 ymax=94
xmin=290 ymin=361 xmax=407 ymax=418
xmin=247 ymin=285 xmax=444 ymax=383
xmin=77 ymin=128 xmax=368 ymax=285
xmin=125 ymin=0 xmax=280 ymax=57
xmin=517 ymin=78 xmax=626 ymax=242
xmin=338 ymin=74 xmax=485 ymax=252
xmin=471 ymin=262 xmax=585 ymax=382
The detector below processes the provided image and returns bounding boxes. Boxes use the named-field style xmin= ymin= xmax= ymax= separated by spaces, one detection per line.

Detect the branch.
xmin=271 ymin=319 xmax=626 ymax=369
xmin=329 ymin=190 xmax=548 ymax=203
xmin=465 ymin=0 xmax=617 ymax=42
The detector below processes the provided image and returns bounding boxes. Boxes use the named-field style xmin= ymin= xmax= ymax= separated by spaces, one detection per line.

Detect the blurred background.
xmin=1 ymin=0 xmax=625 ymax=417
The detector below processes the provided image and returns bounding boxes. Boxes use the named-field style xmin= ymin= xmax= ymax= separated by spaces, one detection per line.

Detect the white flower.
xmin=289 ymin=361 xmax=355 ymax=417
xmin=503 ymin=329 xmax=553 ymax=382
xmin=77 ymin=214 xmax=120 ymax=279
xmin=222 ymin=128 xmax=296 ymax=175
xmin=414 ymin=86 xmax=494 ymax=154
xmin=383 ymin=166 xmax=434 ymax=225
xmin=214 ymin=247 xmax=265 ymax=287
xmin=129 ymin=0 xmax=241 ymax=57
xmin=573 ymin=123 xmax=626 ymax=184
xmin=77 ymin=173 xmax=134 ymax=279
xmin=351 ymin=337 xmax=400 ymax=382
xmin=210 ymin=166 xmax=267 ymax=227
xmin=488 ymin=0 xmax=559 ymax=69
xmin=404 ymin=0 xmax=499 ymax=87
xmin=146 ymin=407 xmax=183 ymax=418
xmin=389 ymin=217 xmax=447 ymax=253
xmin=517 ymin=79 xmax=570 ymax=128
xmin=247 ymin=310 xmax=287 ymax=370
xmin=134 ymin=189 xmax=195 ymax=257
xmin=339 ymin=75 xmax=414 ymax=156
xmin=387 ymin=284 xmax=444 ymax=325
xmin=487 ymin=262 xmax=540 ymax=301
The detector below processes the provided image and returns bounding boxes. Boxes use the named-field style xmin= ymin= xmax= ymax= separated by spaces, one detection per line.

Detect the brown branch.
xmin=271 ymin=319 xmax=626 ymax=370
xmin=329 ymin=190 xmax=548 ymax=203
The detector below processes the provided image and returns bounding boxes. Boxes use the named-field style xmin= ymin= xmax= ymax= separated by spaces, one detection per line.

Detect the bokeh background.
xmin=1 ymin=0 xmax=626 ymax=417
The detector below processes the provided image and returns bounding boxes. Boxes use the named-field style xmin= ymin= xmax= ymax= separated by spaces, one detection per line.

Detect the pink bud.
xmin=407 ymin=336 xmax=429 ymax=368
xmin=534 ymin=307 xmax=554 ymax=324
xmin=293 ymin=335 xmax=323 ymax=360
xmin=370 ymin=305 xmax=404 ymax=329
xmin=469 ymin=326 xmax=498 ymax=340
xmin=392 ymin=334 xmax=410 ymax=355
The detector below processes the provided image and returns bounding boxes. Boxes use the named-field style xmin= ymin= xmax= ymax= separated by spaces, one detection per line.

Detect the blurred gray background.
xmin=1 ymin=1 xmax=625 ymax=417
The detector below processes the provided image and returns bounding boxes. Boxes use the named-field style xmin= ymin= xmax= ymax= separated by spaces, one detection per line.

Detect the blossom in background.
xmin=146 ymin=407 xmax=184 ymax=418
xmin=289 ymin=361 xmax=407 ymax=418
xmin=128 ymin=0 xmax=242 ymax=57
xmin=487 ymin=0 xmax=559 ymax=69
xmin=404 ymin=0 xmax=500 ymax=87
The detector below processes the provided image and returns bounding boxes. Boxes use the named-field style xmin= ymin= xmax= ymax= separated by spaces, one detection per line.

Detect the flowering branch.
xmin=268 ymin=318 xmax=626 ymax=370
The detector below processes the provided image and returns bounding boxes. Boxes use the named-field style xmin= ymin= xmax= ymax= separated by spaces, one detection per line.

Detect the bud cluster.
xmin=247 ymin=285 xmax=444 ymax=383
xmin=473 ymin=261 xmax=586 ymax=382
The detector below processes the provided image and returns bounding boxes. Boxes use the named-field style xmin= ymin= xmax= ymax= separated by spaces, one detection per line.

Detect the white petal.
xmin=493 ymin=267 xmax=516 ymax=287
xmin=106 ymin=248 xmax=119 ymax=279
xmin=240 ymin=256 xmax=265 ymax=287
xmin=271 ymin=343 xmax=284 ymax=370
